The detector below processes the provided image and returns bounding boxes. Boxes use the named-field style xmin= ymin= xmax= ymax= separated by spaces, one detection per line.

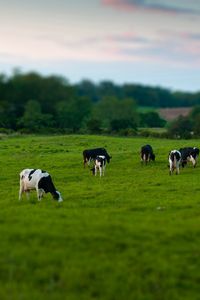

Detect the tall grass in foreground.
xmin=0 ymin=134 xmax=200 ymax=300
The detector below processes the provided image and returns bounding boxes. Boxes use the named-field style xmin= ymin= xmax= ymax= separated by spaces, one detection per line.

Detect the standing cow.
xmin=168 ymin=150 xmax=181 ymax=175
xmin=83 ymin=147 xmax=111 ymax=167
xmin=179 ymin=147 xmax=199 ymax=168
xmin=91 ymin=155 xmax=106 ymax=177
xmin=19 ymin=169 xmax=63 ymax=202
xmin=140 ymin=144 xmax=155 ymax=164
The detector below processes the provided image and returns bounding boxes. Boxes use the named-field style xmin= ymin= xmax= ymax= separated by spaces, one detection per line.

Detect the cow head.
xmin=53 ymin=191 xmax=63 ymax=202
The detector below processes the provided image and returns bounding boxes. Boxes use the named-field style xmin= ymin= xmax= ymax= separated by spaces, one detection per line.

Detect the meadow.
xmin=0 ymin=134 xmax=200 ymax=300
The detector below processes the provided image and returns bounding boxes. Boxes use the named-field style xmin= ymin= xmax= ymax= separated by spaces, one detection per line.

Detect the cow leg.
xmin=19 ymin=189 xmax=22 ymax=200
xmin=190 ymin=156 xmax=196 ymax=168
xmin=95 ymin=166 xmax=97 ymax=176
xmin=84 ymin=158 xmax=87 ymax=168
xmin=26 ymin=191 xmax=30 ymax=200
xmin=99 ymin=167 xmax=102 ymax=177
xmin=19 ymin=181 xmax=24 ymax=200
xmin=169 ymin=162 xmax=173 ymax=175
xmin=102 ymin=165 xmax=105 ymax=176
xmin=176 ymin=164 xmax=180 ymax=175
xmin=19 ymin=189 xmax=23 ymax=200
xmin=37 ymin=188 xmax=44 ymax=201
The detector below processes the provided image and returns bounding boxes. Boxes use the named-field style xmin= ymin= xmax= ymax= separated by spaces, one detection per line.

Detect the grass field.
xmin=1 ymin=134 xmax=200 ymax=300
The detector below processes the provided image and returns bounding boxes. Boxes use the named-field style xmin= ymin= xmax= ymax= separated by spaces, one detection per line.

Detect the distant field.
xmin=137 ymin=106 xmax=192 ymax=122
xmin=0 ymin=134 xmax=200 ymax=300
xmin=159 ymin=107 xmax=192 ymax=121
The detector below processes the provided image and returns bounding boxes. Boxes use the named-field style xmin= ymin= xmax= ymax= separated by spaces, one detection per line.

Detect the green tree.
xmin=92 ymin=97 xmax=138 ymax=130
xmin=139 ymin=111 xmax=166 ymax=128
xmin=0 ymin=100 xmax=17 ymax=129
xmin=167 ymin=116 xmax=192 ymax=139
xmin=56 ymin=96 xmax=92 ymax=131
xmin=85 ymin=118 xmax=102 ymax=134
xmin=189 ymin=106 xmax=200 ymax=137
xmin=110 ymin=119 xmax=136 ymax=131
xmin=18 ymin=100 xmax=54 ymax=131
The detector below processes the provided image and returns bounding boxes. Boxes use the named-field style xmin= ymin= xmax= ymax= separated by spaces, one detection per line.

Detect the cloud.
xmin=35 ymin=28 xmax=200 ymax=67
xmin=35 ymin=31 xmax=149 ymax=52
xmin=107 ymin=32 xmax=149 ymax=44
xmin=101 ymin=0 xmax=200 ymax=15
xmin=117 ymin=29 xmax=200 ymax=66
xmin=162 ymin=31 xmax=200 ymax=46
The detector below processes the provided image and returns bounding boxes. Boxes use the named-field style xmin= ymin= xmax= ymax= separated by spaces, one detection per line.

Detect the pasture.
xmin=0 ymin=134 xmax=200 ymax=300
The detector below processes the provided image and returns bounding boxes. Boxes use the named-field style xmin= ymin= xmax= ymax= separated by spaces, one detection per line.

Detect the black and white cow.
xmin=83 ymin=147 xmax=111 ymax=167
xmin=168 ymin=150 xmax=182 ymax=175
xmin=179 ymin=147 xmax=199 ymax=168
xmin=91 ymin=155 xmax=106 ymax=177
xmin=140 ymin=144 xmax=155 ymax=164
xmin=19 ymin=169 xmax=63 ymax=202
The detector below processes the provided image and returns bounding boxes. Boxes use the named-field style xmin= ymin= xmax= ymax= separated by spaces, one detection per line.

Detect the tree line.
xmin=0 ymin=70 xmax=200 ymax=135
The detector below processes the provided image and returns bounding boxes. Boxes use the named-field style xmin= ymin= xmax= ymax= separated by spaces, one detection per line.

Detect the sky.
xmin=0 ymin=0 xmax=200 ymax=92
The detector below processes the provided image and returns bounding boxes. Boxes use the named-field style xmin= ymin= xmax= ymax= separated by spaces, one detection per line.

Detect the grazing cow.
xmin=19 ymin=169 xmax=63 ymax=202
xmin=179 ymin=147 xmax=199 ymax=168
xmin=83 ymin=147 xmax=111 ymax=167
xmin=168 ymin=150 xmax=181 ymax=175
xmin=140 ymin=144 xmax=155 ymax=164
xmin=91 ymin=155 xmax=106 ymax=177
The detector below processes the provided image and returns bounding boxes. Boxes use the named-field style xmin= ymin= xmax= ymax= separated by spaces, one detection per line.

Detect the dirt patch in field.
xmin=158 ymin=107 xmax=192 ymax=121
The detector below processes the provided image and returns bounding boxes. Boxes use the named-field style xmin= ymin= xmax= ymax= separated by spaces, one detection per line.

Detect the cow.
xmin=179 ymin=147 xmax=199 ymax=168
xmin=83 ymin=147 xmax=111 ymax=167
xmin=19 ymin=169 xmax=63 ymax=202
xmin=168 ymin=150 xmax=181 ymax=175
xmin=91 ymin=155 xmax=106 ymax=177
xmin=140 ymin=144 xmax=155 ymax=164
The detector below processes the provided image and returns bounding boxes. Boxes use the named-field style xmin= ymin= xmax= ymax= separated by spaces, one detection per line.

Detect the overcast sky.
xmin=0 ymin=0 xmax=200 ymax=92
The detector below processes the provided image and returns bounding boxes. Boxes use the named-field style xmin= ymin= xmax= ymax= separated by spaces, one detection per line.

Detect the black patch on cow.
xmin=170 ymin=151 xmax=181 ymax=162
xmin=141 ymin=144 xmax=155 ymax=162
xmin=38 ymin=175 xmax=55 ymax=193
xmin=41 ymin=170 xmax=46 ymax=173
xmin=96 ymin=156 xmax=106 ymax=167
xmin=179 ymin=147 xmax=199 ymax=167
xmin=28 ymin=169 xmax=36 ymax=181
xmin=38 ymin=175 xmax=60 ymax=200
xmin=190 ymin=148 xmax=199 ymax=159
xmin=83 ymin=148 xmax=111 ymax=165
xmin=175 ymin=152 xmax=181 ymax=160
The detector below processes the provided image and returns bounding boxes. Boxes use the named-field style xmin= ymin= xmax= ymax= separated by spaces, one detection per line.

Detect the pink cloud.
xmin=102 ymin=0 xmax=140 ymax=12
xmin=101 ymin=0 xmax=199 ymax=15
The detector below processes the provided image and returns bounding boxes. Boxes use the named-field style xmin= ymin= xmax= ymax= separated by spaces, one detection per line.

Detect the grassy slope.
xmin=0 ymin=134 xmax=200 ymax=300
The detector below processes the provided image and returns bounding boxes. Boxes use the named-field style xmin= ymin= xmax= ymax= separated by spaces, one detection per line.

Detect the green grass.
xmin=1 ymin=134 xmax=200 ymax=300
